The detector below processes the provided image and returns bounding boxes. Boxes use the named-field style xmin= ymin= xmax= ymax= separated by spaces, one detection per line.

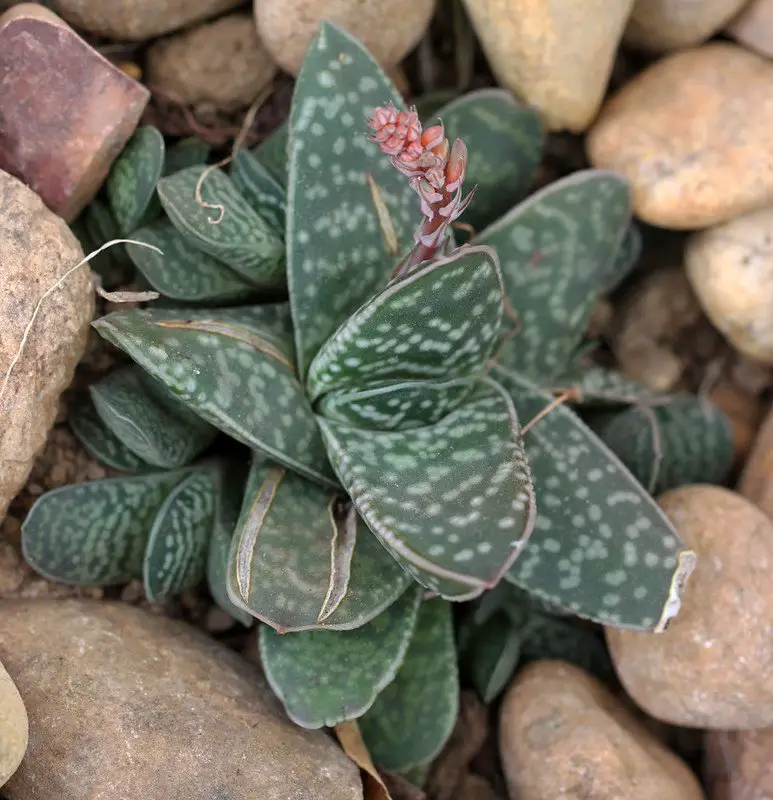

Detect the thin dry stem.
xmin=521 ymin=389 xmax=577 ymax=436
xmin=194 ymin=85 xmax=273 ymax=224
xmin=0 ymin=239 xmax=162 ymax=408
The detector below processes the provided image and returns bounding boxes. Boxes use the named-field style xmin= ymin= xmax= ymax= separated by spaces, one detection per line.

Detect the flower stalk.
xmin=367 ymin=103 xmax=474 ymax=272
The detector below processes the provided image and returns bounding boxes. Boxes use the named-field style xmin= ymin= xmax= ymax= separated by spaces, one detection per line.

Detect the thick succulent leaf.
xmin=21 ymin=470 xmax=189 ymax=586
xmin=306 ymin=245 xmax=504 ymax=402
xmin=415 ymin=90 xmax=459 ymax=122
xmin=318 ymin=378 xmax=476 ymax=431
xmin=359 ymin=599 xmax=458 ymax=772
xmin=555 ymin=363 xmax=660 ymax=408
xmin=318 ymin=379 xmax=536 ymax=601
xmin=230 ymin=149 xmax=286 ymax=234
xmin=92 ymin=305 xmax=335 ymax=485
xmin=163 ymin=137 xmax=211 ymax=176
xmin=90 ymin=366 xmax=217 ymax=469
xmin=226 ymin=459 xmax=413 ymax=631
xmin=587 ymin=395 xmax=734 ymax=495
xmin=460 ymin=610 xmax=522 ymax=703
xmin=69 ymin=397 xmax=149 ymax=472
xmin=599 ymin=222 xmax=641 ymax=294
xmin=518 ymin=613 xmax=615 ymax=683
xmin=435 ymin=89 xmax=544 ymax=231
xmin=478 ymin=171 xmax=631 ymax=382
xmin=253 ymin=121 xmax=288 ymax=185
xmin=84 ymin=197 xmax=133 ymax=281
xmin=127 ymin=219 xmax=258 ymax=303
xmin=106 ymin=125 xmax=165 ymax=235
xmin=259 ymin=585 xmax=422 ymax=728
xmin=206 ymin=467 xmax=254 ymax=627
xmin=287 ymin=21 xmax=419 ymax=378
xmin=157 ymin=165 xmax=285 ymax=287
xmin=494 ymin=367 xmax=696 ymax=632
xmin=143 ymin=469 xmax=216 ymax=602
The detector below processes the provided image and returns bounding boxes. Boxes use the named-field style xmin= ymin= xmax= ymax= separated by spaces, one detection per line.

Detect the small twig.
xmin=194 ymin=85 xmax=273 ymax=224
xmin=0 ymin=239 xmax=162 ymax=407
xmin=451 ymin=220 xmax=476 ymax=240
xmin=521 ymin=389 xmax=577 ymax=436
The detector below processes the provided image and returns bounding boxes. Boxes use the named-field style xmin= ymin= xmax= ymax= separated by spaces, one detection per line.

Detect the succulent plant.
xmin=23 ymin=23 xmax=733 ymax=776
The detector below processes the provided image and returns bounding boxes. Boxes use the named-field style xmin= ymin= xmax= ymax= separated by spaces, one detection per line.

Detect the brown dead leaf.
xmin=335 ymin=720 xmax=393 ymax=800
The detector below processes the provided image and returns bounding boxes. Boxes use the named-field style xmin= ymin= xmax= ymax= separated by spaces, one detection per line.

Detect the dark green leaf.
xmin=206 ymin=467 xmax=254 ymax=627
xmin=92 ymin=305 xmax=336 ymax=486
xmin=494 ymin=367 xmax=696 ymax=632
xmin=21 ymin=470 xmax=189 ymax=586
xmin=306 ymin=246 xmax=504 ymax=402
xmin=318 ymin=379 xmax=535 ymax=601
xmin=318 ymin=378 xmax=476 ymax=431
xmin=230 ymin=149 xmax=286 ymax=234
xmin=106 ymin=125 xmax=165 ymax=235
xmin=226 ymin=458 xmax=413 ymax=631
xmin=555 ymin=363 xmax=660 ymax=408
xmin=157 ymin=165 xmax=285 ymax=287
xmin=259 ymin=586 xmax=422 ymax=728
xmin=287 ymin=21 xmax=419 ymax=378
xmin=253 ymin=122 xmax=288 ymax=185
xmin=127 ymin=219 xmax=258 ymax=303
xmin=436 ymin=89 xmax=544 ymax=231
xmin=600 ymin=222 xmax=641 ymax=294
xmin=84 ymin=197 xmax=133 ymax=281
xmin=143 ymin=468 xmax=216 ymax=602
xmin=359 ymin=598 xmax=458 ymax=772
xmin=478 ymin=171 xmax=631 ymax=381
xmin=164 ymin=137 xmax=211 ymax=176
xmin=415 ymin=90 xmax=460 ymax=122
xmin=461 ymin=611 xmax=522 ymax=703
xmin=90 ymin=366 xmax=217 ymax=469
xmin=69 ymin=396 xmax=149 ymax=472
xmin=587 ymin=395 xmax=734 ymax=495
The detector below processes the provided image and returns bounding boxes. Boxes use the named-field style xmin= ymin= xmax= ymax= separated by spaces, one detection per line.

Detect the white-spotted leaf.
xmin=230 ymin=148 xmax=286 ymax=234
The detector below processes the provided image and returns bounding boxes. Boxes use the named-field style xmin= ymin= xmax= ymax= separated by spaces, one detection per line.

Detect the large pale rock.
xmin=0 ymin=171 xmax=93 ymax=520
xmin=607 ymin=486 xmax=773 ymax=729
xmin=624 ymin=0 xmax=748 ymax=52
xmin=461 ymin=0 xmax=634 ymax=132
xmin=705 ymin=727 xmax=773 ymax=799
xmin=0 ymin=661 xmax=27 ymax=788
xmin=51 ymin=0 xmax=242 ymax=39
xmin=727 ymin=0 xmax=773 ymax=59
xmin=499 ymin=660 xmax=704 ymax=799
xmin=0 ymin=4 xmax=149 ymax=221
xmin=686 ymin=207 xmax=773 ymax=364
xmin=588 ymin=43 xmax=773 ymax=229
xmin=0 ymin=599 xmax=363 ymax=799
xmin=147 ymin=13 xmax=276 ymax=112
xmin=255 ymin=0 xmax=436 ymax=77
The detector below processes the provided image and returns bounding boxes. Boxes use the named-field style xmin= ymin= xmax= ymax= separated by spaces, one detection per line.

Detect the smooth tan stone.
xmin=255 ymin=0 xmax=435 ymax=77
xmin=686 ymin=206 xmax=773 ymax=364
xmin=739 ymin=405 xmax=773 ymax=519
xmin=0 ymin=661 xmax=27 ymax=788
xmin=705 ymin=727 xmax=773 ymax=799
xmin=624 ymin=0 xmax=748 ymax=52
xmin=499 ymin=660 xmax=704 ymax=799
xmin=461 ymin=0 xmax=634 ymax=132
xmin=588 ymin=43 xmax=773 ymax=229
xmin=0 ymin=170 xmax=93 ymax=520
xmin=0 ymin=599 xmax=363 ymax=800
xmin=727 ymin=0 xmax=773 ymax=59
xmin=607 ymin=486 xmax=773 ymax=729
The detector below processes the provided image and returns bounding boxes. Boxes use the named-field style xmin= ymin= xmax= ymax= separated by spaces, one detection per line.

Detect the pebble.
xmin=727 ymin=0 xmax=773 ymax=59
xmin=607 ymin=485 xmax=773 ymax=730
xmin=624 ymin=0 xmax=748 ymax=52
xmin=0 ymin=4 xmax=149 ymax=221
xmin=51 ymin=0 xmax=242 ymax=39
xmin=255 ymin=0 xmax=436 ymax=77
xmin=705 ymin=727 xmax=773 ymax=799
xmin=0 ymin=171 xmax=93 ymax=520
xmin=685 ymin=207 xmax=773 ymax=364
xmin=499 ymin=660 xmax=704 ymax=799
xmin=587 ymin=43 xmax=773 ymax=229
xmin=461 ymin=0 xmax=634 ymax=132
xmin=0 ymin=661 xmax=27 ymax=788
xmin=0 ymin=599 xmax=363 ymax=799
xmin=709 ymin=377 xmax=765 ymax=471
xmin=739 ymin=406 xmax=773 ymax=519
xmin=146 ymin=13 xmax=276 ymax=113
